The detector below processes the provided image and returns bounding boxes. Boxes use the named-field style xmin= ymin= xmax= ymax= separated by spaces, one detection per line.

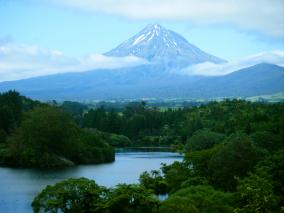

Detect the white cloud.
xmin=181 ymin=50 xmax=284 ymax=76
xmin=1 ymin=41 xmax=283 ymax=82
xmin=52 ymin=0 xmax=284 ymax=37
xmin=0 ymin=43 xmax=146 ymax=82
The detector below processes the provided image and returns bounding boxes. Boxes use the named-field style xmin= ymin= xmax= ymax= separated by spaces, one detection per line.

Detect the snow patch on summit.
xmin=133 ymin=34 xmax=146 ymax=45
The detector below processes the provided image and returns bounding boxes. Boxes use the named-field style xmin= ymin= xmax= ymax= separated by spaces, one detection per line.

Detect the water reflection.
xmin=0 ymin=151 xmax=182 ymax=213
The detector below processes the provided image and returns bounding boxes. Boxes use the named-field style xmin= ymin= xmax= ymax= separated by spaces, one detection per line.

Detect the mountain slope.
xmin=187 ymin=63 xmax=284 ymax=98
xmin=0 ymin=63 xmax=283 ymax=100
xmin=105 ymin=24 xmax=226 ymax=68
xmin=0 ymin=25 xmax=281 ymax=101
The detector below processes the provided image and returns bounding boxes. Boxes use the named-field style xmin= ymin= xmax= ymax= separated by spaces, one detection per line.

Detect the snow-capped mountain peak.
xmin=105 ymin=24 xmax=225 ymax=67
xmin=132 ymin=24 xmax=161 ymax=45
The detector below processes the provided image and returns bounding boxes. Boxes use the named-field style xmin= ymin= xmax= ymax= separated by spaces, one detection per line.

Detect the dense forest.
xmin=0 ymin=90 xmax=284 ymax=212
xmin=0 ymin=91 xmax=114 ymax=168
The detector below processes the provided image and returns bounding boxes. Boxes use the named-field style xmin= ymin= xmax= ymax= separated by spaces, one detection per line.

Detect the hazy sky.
xmin=0 ymin=0 xmax=284 ymax=81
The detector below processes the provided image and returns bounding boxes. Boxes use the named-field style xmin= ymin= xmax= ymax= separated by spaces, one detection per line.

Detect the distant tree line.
xmin=64 ymin=98 xmax=284 ymax=150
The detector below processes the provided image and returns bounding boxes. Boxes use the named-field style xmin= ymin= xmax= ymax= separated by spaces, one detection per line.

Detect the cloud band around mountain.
xmin=1 ymin=40 xmax=284 ymax=82
xmin=0 ymin=42 xmax=146 ymax=82
xmin=182 ymin=50 xmax=284 ymax=76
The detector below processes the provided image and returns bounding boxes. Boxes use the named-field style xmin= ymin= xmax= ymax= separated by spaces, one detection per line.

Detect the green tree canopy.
xmin=105 ymin=184 xmax=159 ymax=213
xmin=160 ymin=185 xmax=235 ymax=213
xmin=3 ymin=106 xmax=115 ymax=168
xmin=208 ymin=133 xmax=265 ymax=191
xmin=11 ymin=106 xmax=79 ymax=155
xmin=139 ymin=170 xmax=168 ymax=194
xmin=32 ymin=178 xmax=107 ymax=213
xmin=235 ymin=170 xmax=277 ymax=213
xmin=32 ymin=178 xmax=159 ymax=213
xmin=185 ymin=129 xmax=225 ymax=152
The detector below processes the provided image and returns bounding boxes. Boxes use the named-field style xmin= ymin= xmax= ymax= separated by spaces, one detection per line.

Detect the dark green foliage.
xmin=139 ymin=170 xmax=169 ymax=194
xmin=256 ymin=149 xmax=284 ymax=200
xmin=32 ymin=178 xmax=108 ymax=213
xmin=161 ymin=161 xmax=191 ymax=192
xmin=0 ymin=90 xmax=43 ymax=144
xmin=60 ymin=101 xmax=88 ymax=125
xmin=208 ymin=133 xmax=265 ymax=191
xmin=235 ymin=171 xmax=277 ymax=213
xmin=185 ymin=129 xmax=225 ymax=151
xmin=182 ymin=100 xmax=284 ymax=137
xmin=82 ymin=102 xmax=185 ymax=143
xmin=108 ymin=133 xmax=132 ymax=147
xmin=158 ymin=196 xmax=199 ymax=213
xmin=0 ymin=91 xmax=44 ymax=134
xmin=83 ymin=107 xmax=122 ymax=134
xmin=32 ymin=178 xmax=159 ymax=213
xmin=180 ymin=176 xmax=209 ymax=188
xmin=1 ymin=91 xmax=284 ymax=211
xmin=61 ymin=101 xmax=88 ymax=115
xmin=182 ymin=113 xmax=203 ymax=137
xmin=105 ymin=184 xmax=159 ymax=213
xmin=4 ymin=106 xmax=80 ymax=167
xmin=159 ymin=185 xmax=235 ymax=213
xmin=17 ymin=106 xmax=79 ymax=155
xmin=250 ymin=131 xmax=282 ymax=152
xmin=80 ymin=99 xmax=284 ymax=153
xmin=0 ymin=91 xmax=23 ymax=134
xmin=0 ymin=129 xmax=7 ymax=144
xmin=76 ymin=129 xmax=115 ymax=164
xmin=185 ymin=144 xmax=223 ymax=179
xmin=0 ymin=105 xmax=115 ymax=168
xmin=135 ymin=135 xmax=181 ymax=147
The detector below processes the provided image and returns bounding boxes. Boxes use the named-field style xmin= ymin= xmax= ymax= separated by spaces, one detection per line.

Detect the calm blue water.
xmin=0 ymin=151 xmax=182 ymax=213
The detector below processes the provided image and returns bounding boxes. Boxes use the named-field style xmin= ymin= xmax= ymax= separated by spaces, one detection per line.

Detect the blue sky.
xmin=0 ymin=0 xmax=284 ymax=81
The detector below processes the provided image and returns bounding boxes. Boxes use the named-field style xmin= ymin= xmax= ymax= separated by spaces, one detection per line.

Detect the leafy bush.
xmin=159 ymin=185 xmax=235 ymax=213
xmin=208 ymin=133 xmax=265 ymax=191
xmin=32 ymin=178 xmax=107 ymax=213
xmin=139 ymin=170 xmax=169 ymax=194
xmin=185 ymin=129 xmax=225 ymax=152
xmin=2 ymin=107 xmax=115 ymax=168
xmin=32 ymin=178 xmax=159 ymax=213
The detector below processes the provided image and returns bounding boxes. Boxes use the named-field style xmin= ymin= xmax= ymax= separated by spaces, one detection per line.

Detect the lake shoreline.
xmin=0 ymin=151 xmax=182 ymax=213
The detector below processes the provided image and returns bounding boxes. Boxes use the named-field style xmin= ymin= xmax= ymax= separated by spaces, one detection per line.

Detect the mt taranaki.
xmin=0 ymin=24 xmax=283 ymax=100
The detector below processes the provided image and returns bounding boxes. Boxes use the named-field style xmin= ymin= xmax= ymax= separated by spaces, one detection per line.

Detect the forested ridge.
xmin=68 ymin=98 xmax=284 ymax=150
xmin=0 ymin=91 xmax=114 ymax=168
xmin=0 ymin=90 xmax=283 ymax=212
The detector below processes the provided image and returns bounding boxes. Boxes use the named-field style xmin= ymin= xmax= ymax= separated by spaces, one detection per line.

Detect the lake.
xmin=0 ymin=150 xmax=182 ymax=213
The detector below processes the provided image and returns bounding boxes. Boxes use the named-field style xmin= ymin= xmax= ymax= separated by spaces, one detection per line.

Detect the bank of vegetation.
xmin=1 ymin=90 xmax=283 ymax=211
xmin=0 ymin=91 xmax=114 ymax=168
